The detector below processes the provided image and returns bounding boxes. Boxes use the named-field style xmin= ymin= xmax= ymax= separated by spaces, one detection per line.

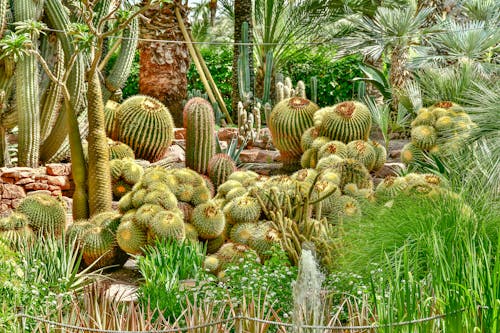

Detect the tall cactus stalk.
xmin=40 ymin=0 xmax=86 ymax=162
xmin=13 ymin=0 xmax=42 ymax=167
xmin=185 ymin=97 xmax=215 ymax=175
xmin=87 ymin=71 xmax=112 ymax=215
xmin=102 ymin=16 xmax=139 ymax=102
xmin=262 ymin=50 xmax=273 ymax=104
xmin=0 ymin=0 xmax=7 ymax=38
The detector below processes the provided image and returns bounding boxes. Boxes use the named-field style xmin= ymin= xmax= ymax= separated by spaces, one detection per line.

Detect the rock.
xmin=104 ymin=283 xmax=138 ymax=303
xmin=46 ymin=163 xmax=72 ymax=176
xmin=164 ymin=144 xmax=185 ymax=162
xmin=255 ymin=150 xmax=280 ymax=163
xmin=174 ymin=128 xmax=186 ymax=139
xmin=0 ymin=204 xmax=10 ymax=213
xmin=374 ymin=163 xmax=406 ymax=179
xmin=47 ymin=176 xmax=71 ymax=190
xmin=11 ymin=199 xmax=23 ymax=209
xmin=25 ymin=183 xmax=50 ymax=191
xmin=1 ymin=183 xmax=26 ymax=199
xmin=390 ymin=150 xmax=401 ymax=159
xmin=51 ymin=190 xmax=63 ymax=197
xmin=217 ymin=128 xmax=239 ymax=141
xmin=239 ymin=149 xmax=260 ymax=163
xmin=15 ymin=178 xmax=35 ymax=185
xmin=26 ymin=190 xmax=52 ymax=196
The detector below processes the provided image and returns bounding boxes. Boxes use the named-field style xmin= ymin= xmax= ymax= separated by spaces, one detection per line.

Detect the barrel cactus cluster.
xmin=401 ymin=102 xmax=476 ymax=166
xmin=109 ymin=158 xmax=144 ymax=200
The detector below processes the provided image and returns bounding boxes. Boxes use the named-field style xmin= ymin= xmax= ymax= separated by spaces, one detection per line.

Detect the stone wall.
xmin=0 ymin=164 xmax=73 ymax=214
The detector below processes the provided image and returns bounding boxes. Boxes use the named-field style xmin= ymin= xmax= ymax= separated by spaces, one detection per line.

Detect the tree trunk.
xmin=389 ymin=45 xmax=412 ymax=111
xmin=231 ymin=0 xmax=253 ymax=112
xmin=139 ymin=1 xmax=190 ymax=127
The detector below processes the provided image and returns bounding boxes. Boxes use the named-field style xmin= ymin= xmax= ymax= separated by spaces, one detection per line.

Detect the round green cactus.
xmin=411 ymin=110 xmax=436 ymax=127
xmin=208 ymin=153 xmax=237 ymax=189
xmin=141 ymin=167 xmax=170 ymax=188
xmin=184 ymin=97 xmax=216 ymax=174
xmin=346 ymin=140 xmax=377 ymax=171
xmin=300 ymin=148 xmax=317 ymax=169
xmin=375 ymin=176 xmax=407 ymax=198
xmin=269 ymin=97 xmax=319 ymax=165
xmin=112 ymin=180 xmax=132 ymax=200
xmin=248 ymin=223 xmax=281 ymax=257
xmin=227 ymin=170 xmax=260 ymax=187
xmin=67 ymin=220 xmax=94 ymax=247
xmin=316 ymin=155 xmax=345 ymax=172
xmin=143 ymin=189 xmax=178 ymax=210
xmin=108 ymin=139 xmax=135 ymax=160
xmin=184 ymin=223 xmax=199 ymax=241
xmin=229 ymin=222 xmax=256 ymax=245
xmin=192 ymin=200 xmax=225 ymax=240
xmin=135 ymin=204 xmax=165 ymax=229
xmin=116 ymin=219 xmax=147 ymax=255
xmin=291 ymin=168 xmax=319 ymax=185
xmin=206 ymin=233 xmax=226 ymax=254
xmin=17 ymin=193 xmax=66 ymax=236
xmin=118 ymin=192 xmax=134 ymax=213
xmin=131 ymin=188 xmax=148 ymax=208
xmin=191 ymin=185 xmax=212 ymax=206
xmin=90 ymin=212 xmax=122 ymax=233
xmin=370 ymin=140 xmax=387 ymax=171
xmin=227 ymin=196 xmax=261 ymax=224
xmin=317 ymin=140 xmax=348 ymax=160
xmin=225 ymin=187 xmax=247 ymax=202
xmin=216 ymin=180 xmax=243 ymax=198
xmin=104 ymin=100 xmax=120 ymax=138
xmin=147 ymin=210 xmax=185 ymax=242
xmin=300 ymin=127 xmax=320 ymax=151
xmin=310 ymin=179 xmax=341 ymax=214
xmin=114 ymin=95 xmax=174 ymax=162
xmin=81 ymin=226 xmax=122 ymax=269
xmin=317 ymin=101 xmax=372 ymax=143
xmin=329 ymin=195 xmax=361 ymax=224
xmin=411 ymin=125 xmax=437 ymax=150
xmin=203 ymin=255 xmax=221 ymax=274
xmin=401 ymin=142 xmax=425 ymax=165
xmin=0 ymin=213 xmax=34 ymax=248
xmin=216 ymin=242 xmax=258 ymax=268
xmin=328 ymin=158 xmax=373 ymax=190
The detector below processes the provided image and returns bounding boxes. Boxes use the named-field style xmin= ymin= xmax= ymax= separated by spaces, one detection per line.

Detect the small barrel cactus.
xmin=300 ymin=127 xmax=320 ymax=151
xmin=114 ymin=95 xmax=174 ymax=162
xmin=184 ymin=97 xmax=216 ymax=174
xmin=269 ymin=97 xmax=319 ymax=166
xmin=346 ymin=140 xmax=377 ymax=171
xmin=328 ymin=158 xmax=373 ymax=190
xmin=317 ymin=101 xmax=372 ymax=143
xmin=147 ymin=210 xmax=185 ymax=243
xmin=116 ymin=218 xmax=148 ymax=255
xmin=227 ymin=196 xmax=261 ymax=224
xmin=17 ymin=193 xmax=66 ymax=236
xmin=192 ymin=200 xmax=225 ymax=240
xmin=208 ymin=153 xmax=237 ymax=189
xmin=411 ymin=125 xmax=437 ymax=150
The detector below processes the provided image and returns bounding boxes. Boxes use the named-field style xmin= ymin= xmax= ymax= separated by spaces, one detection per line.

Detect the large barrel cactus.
xmin=17 ymin=193 xmax=66 ymax=235
xmin=317 ymin=101 xmax=372 ymax=143
xmin=184 ymin=97 xmax=215 ymax=174
xmin=114 ymin=95 xmax=174 ymax=162
xmin=269 ymin=97 xmax=319 ymax=165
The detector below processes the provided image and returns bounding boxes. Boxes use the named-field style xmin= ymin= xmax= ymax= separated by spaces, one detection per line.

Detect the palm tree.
xmin=336 ymin=3 xmax=432 ymax=109
xmin=139 ymin=0 xmax=190 ymax=126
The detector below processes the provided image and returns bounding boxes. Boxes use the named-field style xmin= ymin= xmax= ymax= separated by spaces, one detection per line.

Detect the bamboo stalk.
xmin=187 ymin=29 xmax=233 ymax=124
xmin=174 ymin=8 xmax=217 ymax=107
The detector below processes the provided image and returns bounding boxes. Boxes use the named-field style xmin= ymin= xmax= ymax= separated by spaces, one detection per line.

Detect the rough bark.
xmin=139 ymin=1 xmax=190 ymax=127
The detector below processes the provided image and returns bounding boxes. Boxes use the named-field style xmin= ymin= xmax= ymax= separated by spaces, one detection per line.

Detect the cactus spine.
xmin=208 ymin=153 xmax=237 ymax=189
xmin=184 ymin=97 xmax=215 ymax=174
xmin=317 ymin=101 xmax=372 ymax=143
xmin=14 ymin=0 xmax=42 ymax=167
xmin=269 ymin=97 xmax=319 ymax=166
xmin=114 ymin=95 xmax=174 ymax=162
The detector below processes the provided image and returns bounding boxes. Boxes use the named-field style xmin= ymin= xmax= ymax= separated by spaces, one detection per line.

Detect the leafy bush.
xmin=280 ymin=47 xmax=363 ymax=107
xmin=187 ymin=46 xmax=234 ymax=113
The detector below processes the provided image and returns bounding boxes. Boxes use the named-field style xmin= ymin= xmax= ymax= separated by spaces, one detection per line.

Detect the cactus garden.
xmin=0 ymin=0 xmax=498 ymax=332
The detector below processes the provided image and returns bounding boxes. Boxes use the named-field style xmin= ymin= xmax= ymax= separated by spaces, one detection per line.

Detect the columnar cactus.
xmin=268 ymin=97 xmax=319 ymax=166
xmin=317 ymin=101 xmax=372 ymax=143
xmin=114 ymin=95 xmax=174 ymax=162
xmin=184 ymin=97 xmax=215 ymax=174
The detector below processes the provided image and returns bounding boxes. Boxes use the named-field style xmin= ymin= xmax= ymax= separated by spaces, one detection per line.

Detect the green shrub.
xmin=280 ymin=47 xmax=363 ymax=107
xmin=187 ymin=46 xmax=233 ymax=113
